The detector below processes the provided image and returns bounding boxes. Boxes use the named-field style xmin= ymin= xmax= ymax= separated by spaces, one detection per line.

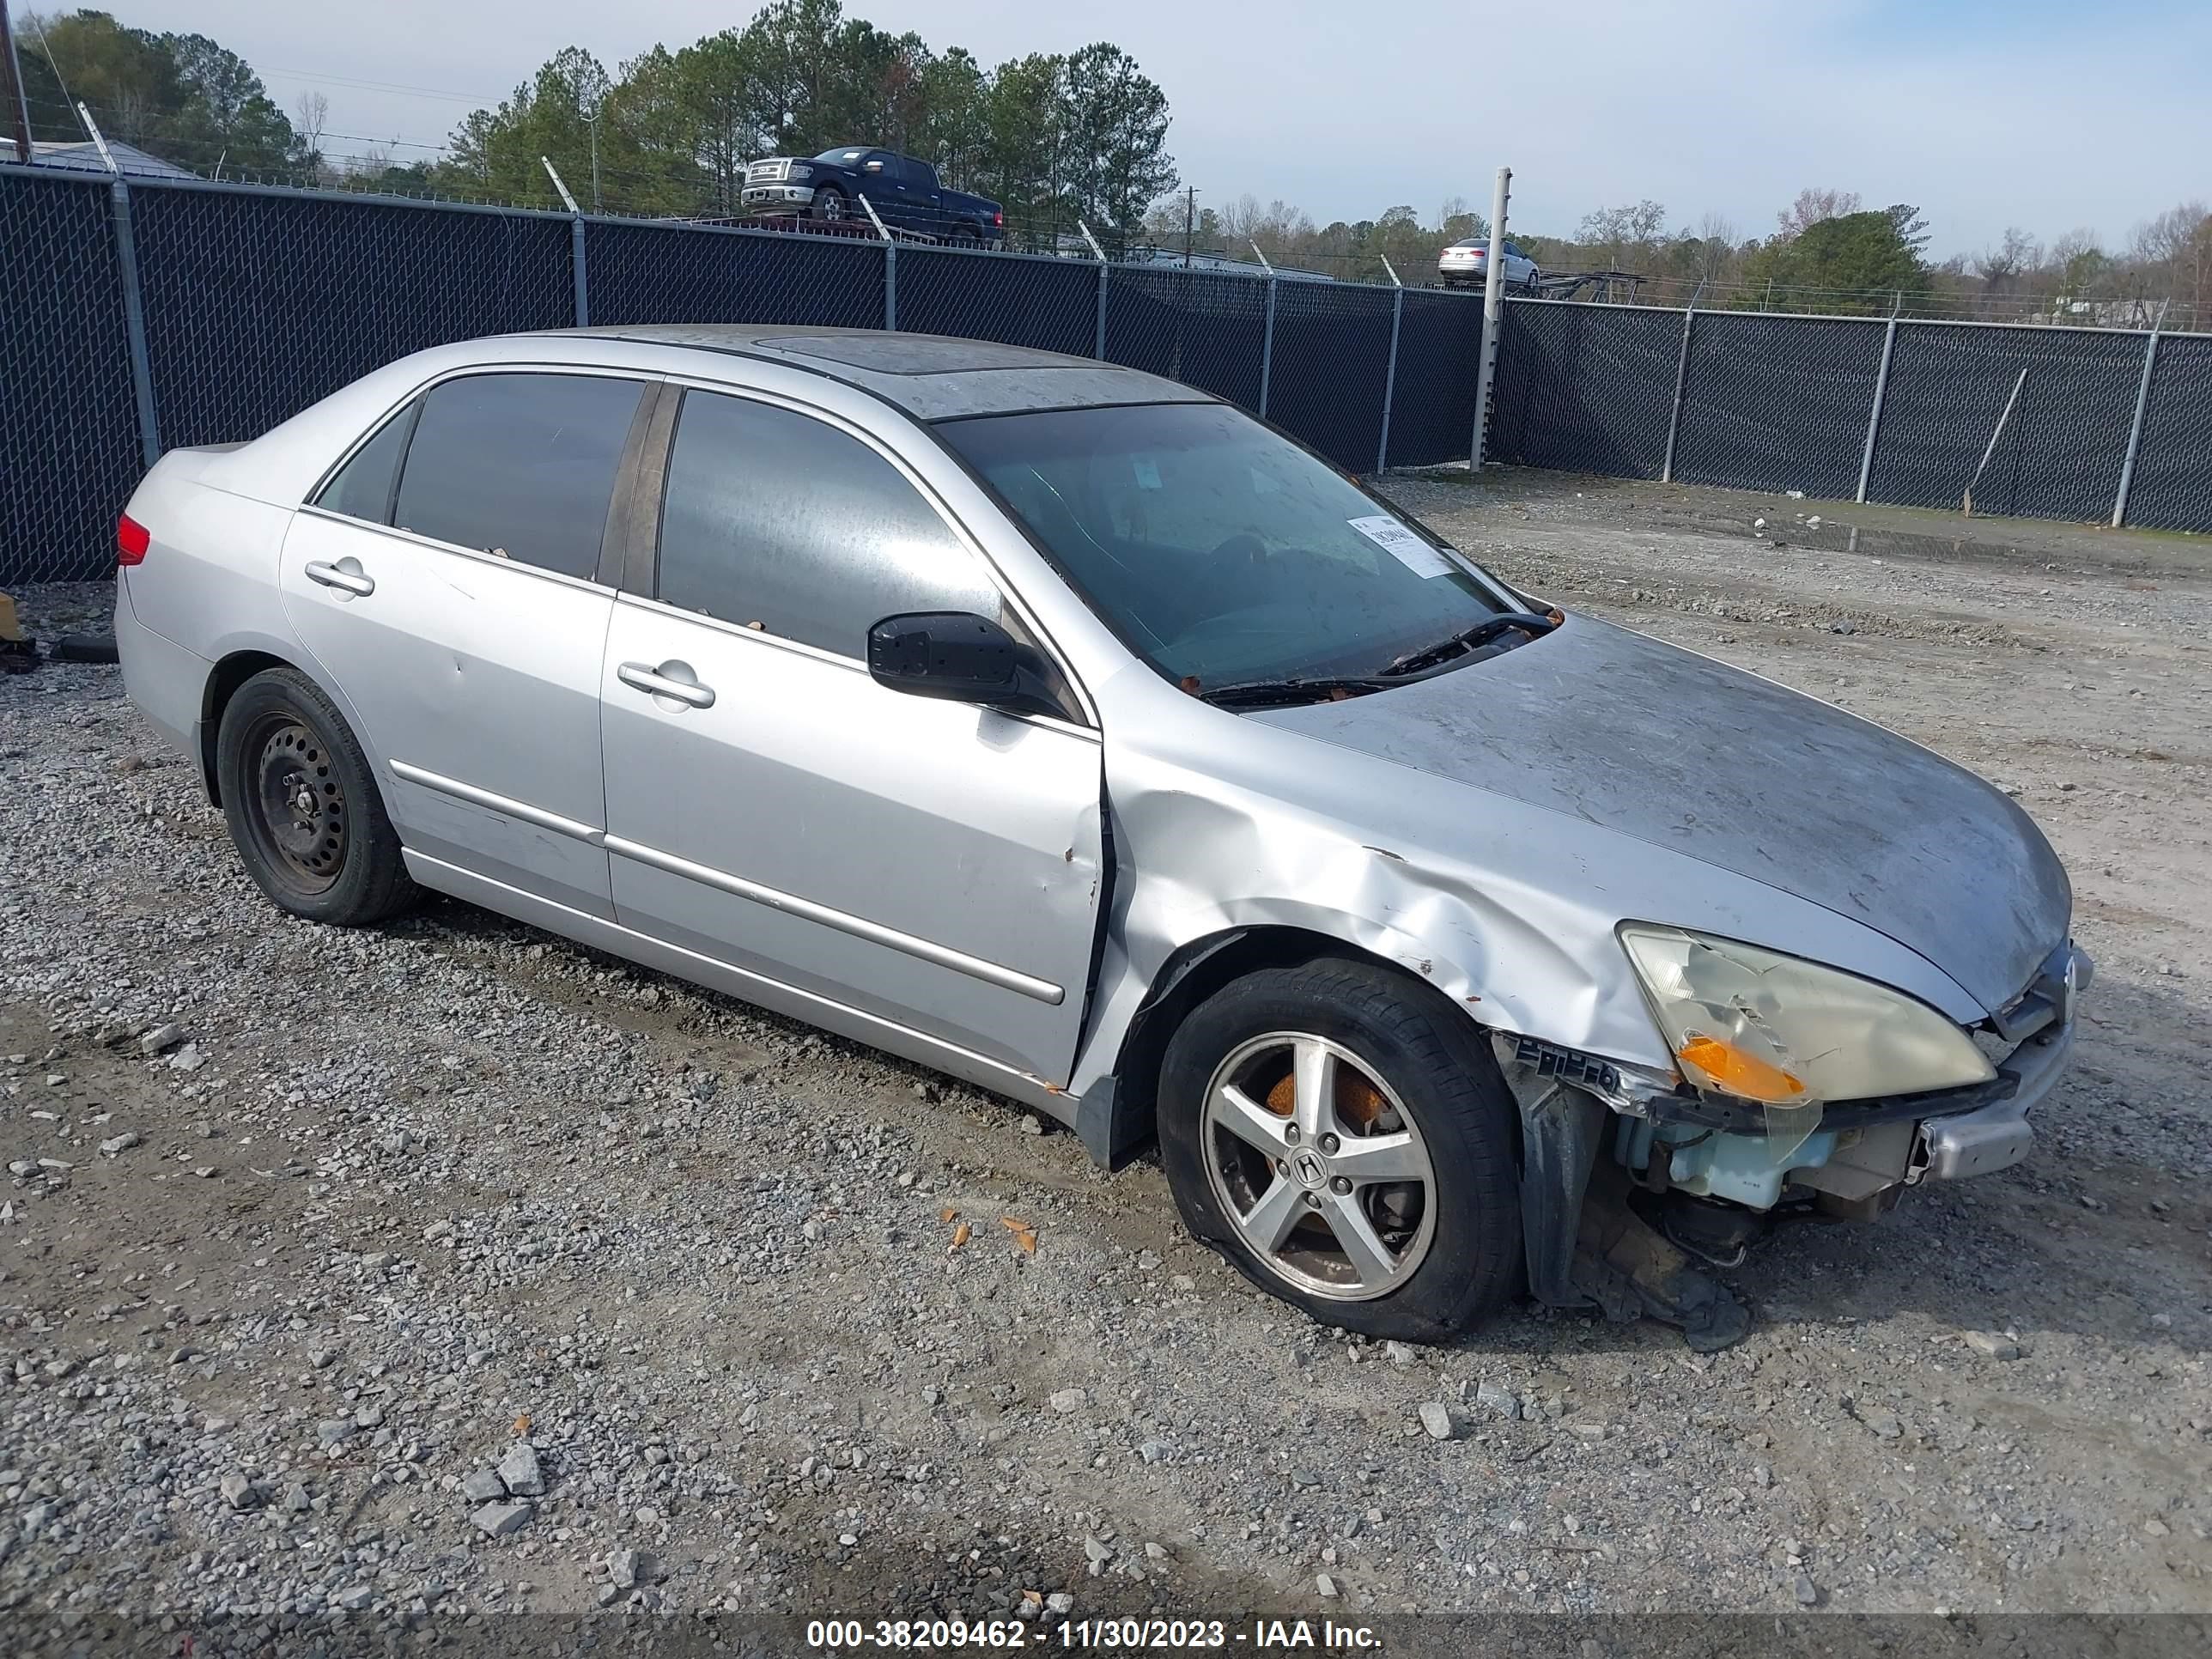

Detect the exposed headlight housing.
xmin=1620 ymin=924 xmax=1995 ymax=1109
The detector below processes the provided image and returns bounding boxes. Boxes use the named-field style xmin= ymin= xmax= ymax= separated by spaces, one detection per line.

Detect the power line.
xmin=255 ymin=65 xmax=502 ymax=106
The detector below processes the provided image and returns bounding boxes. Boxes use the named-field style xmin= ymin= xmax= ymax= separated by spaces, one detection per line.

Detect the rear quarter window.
xmin=313 ymin=403 xmax=417 ymax=525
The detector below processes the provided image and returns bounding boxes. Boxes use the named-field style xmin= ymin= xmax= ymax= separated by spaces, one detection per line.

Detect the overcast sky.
xmin=106 ymin=0 xmax=2209 ymax=258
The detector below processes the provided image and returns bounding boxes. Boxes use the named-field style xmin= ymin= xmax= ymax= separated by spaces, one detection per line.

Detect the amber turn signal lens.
xmin=1675 ymin=1034 xmax=1806 ymax=1103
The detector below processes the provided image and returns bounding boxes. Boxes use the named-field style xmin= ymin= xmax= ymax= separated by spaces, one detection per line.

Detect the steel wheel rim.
xmin=1200 ymin=1031 xmax=1437 ymax=1302
xmin=245 ymin=714 xmax=346 ymax=895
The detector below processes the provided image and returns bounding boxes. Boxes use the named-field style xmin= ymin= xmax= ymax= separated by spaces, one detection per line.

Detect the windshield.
xmin=814 ymin=148 xmax=867 ymax=163
xmin=939 ymin=402 xmax=1516 ymax=687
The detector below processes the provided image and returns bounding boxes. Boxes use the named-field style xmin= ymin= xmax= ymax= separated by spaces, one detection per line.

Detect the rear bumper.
xmin=115 ymin=581 xmax=210 ymax=785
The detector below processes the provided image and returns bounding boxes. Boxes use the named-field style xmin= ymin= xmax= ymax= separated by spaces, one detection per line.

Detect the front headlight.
xmin=1620 ymin=924 xmax=1995 ymax=1106
xmin=787 ymin=164 xmax=814 ymax=180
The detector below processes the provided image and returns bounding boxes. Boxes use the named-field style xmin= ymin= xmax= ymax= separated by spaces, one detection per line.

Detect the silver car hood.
xmin=1249 ymin=615 xmax=2069 ymax=1013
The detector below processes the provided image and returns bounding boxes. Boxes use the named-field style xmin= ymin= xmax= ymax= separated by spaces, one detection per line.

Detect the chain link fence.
xmin=1490 ymin=296 xmax=2212 ymax=532
xmin=130 ymin=184 xmax=574 ymax=452
xmin=10 ymin=164 xmax=2210 ymax=587
xmin=1490 ymin=301 xmax=1680 ymax=479
xmin=0 ymin=165 xmax=1487 ymax=584
xmin=0 ymin=171 xmax=145 ymax=586
xmin=2124 ymin=334 xmax=2212 ymax=533
xmin=1385 ymin=291 xmax=1482 ymax=468
xmin=1671 ymin=313 xmax=1885 ymax=501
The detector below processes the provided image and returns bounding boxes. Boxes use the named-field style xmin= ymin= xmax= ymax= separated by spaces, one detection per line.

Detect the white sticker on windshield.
xmin=1132 ymin=455 xmax=1163 ymax=490
xmin=1349 ymin=514 xmax=1454 ymax=577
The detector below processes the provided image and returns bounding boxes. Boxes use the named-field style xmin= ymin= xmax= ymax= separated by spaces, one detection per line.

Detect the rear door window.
xmin=655 ymin=390 xmax=1000 ymax=655
xmin=391 ymin=373 xmax=643 ymax=580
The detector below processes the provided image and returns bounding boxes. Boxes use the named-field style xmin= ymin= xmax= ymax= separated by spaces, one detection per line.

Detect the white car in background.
xmin=1439 ymin=236 xmax=1540 ymax=294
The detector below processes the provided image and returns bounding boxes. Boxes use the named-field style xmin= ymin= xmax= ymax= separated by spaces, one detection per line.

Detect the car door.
xmin=856 ymin=150 xmax=912 ymax=231
xmin=281 ymin=368 xmax=656 ymax=919
xmin=599 ymin=384 xmax=1104 ymax=1086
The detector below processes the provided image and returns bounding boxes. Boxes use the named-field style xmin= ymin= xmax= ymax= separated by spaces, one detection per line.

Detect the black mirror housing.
xmin=867 ymin=611 xmax=1020 ymax=702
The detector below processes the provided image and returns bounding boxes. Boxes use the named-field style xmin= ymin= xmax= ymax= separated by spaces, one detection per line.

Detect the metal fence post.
xmin=1658 ymin=285 xmax=1702 ymax=485
xmin=1376 ymin=256 xmax=1404 ymax=475
xmin=1249 ymin=241 xmax=1278 ymax=419
xmin=856 ymin=194 xmax=896 ymax=329
xmin=541 ymin=158 xmax=588 ymax=327
xmin=1855 ymin=294 xmax=1902 ymax=503
xmin=82 ymin=106 xmax=161 ymax=465
xmin=1078 ymin=221 xmax=1109 ymax=359
xmin=2112 ymin=300 xmax=2169 ymax=528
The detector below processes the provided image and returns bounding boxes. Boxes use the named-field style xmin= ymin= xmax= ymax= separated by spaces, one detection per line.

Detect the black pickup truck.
xmin=742 ymin=146 xmax=1005 ymax=246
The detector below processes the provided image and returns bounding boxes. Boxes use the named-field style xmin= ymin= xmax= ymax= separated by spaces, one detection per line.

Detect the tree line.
xmin=436 ymin=0 xmax=1177 ymax=234
xmin=11 ymin=9 xmax=2207 ymax=325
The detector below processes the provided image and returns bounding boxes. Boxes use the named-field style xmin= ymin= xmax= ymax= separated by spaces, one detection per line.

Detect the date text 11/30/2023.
xmin=805 ymin=1617 xmax=1386 ymax=1650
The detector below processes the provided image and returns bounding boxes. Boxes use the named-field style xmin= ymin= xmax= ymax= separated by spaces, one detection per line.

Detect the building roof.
xmin=554 ymin=324 xmax=1216 ymax=421
xmin=22 ymin=139 xmax=198 ymax=180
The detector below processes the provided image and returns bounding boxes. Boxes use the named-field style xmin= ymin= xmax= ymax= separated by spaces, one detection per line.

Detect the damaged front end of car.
xmin=1499 ymin=937 xmax=2090 ymax=1352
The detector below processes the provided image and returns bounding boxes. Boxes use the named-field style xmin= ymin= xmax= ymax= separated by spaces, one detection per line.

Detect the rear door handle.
xmin=617 ymin=660 xmax=716 ymax=709
xmin=304 ymin=559 xmax=374 ymax=598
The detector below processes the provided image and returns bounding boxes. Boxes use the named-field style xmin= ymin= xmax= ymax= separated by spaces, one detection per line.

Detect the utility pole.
xmin=1 ymin=0 xmax=36 ymax=166
xmin=1183 ymin=185 xmax=1194 ymax=268
xmin=1470 ymin=165 xmax=1511 ymax=471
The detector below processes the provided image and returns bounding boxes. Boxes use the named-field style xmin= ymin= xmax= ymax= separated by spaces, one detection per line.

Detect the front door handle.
xmin=617 ymin=660 xmax=716 ymax=710
xmin=305 ymin=559 xmax=374 ymax=598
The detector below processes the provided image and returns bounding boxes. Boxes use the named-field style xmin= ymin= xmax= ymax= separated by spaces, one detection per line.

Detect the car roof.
xmin=543 ymin=324 xmax=1216 ymax=421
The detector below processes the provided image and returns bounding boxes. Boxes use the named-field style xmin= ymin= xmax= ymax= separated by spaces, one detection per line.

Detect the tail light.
xmin=993 ymin=210 xmax=1003 ymax=226
xmin=117 ymin=513 xmax=150 ymax=566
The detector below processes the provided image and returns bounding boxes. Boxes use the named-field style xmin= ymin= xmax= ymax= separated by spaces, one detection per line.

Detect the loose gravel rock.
xmin=2 ymin=483 xmax=2209 ymax=1631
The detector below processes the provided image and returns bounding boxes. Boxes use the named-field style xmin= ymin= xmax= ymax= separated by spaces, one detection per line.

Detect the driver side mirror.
xmin=866 ymin=612 xmax=1066 ymax=720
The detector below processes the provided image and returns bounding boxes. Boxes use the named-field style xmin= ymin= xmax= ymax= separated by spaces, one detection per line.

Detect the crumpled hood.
xmin=1249 ymin=615 xmax=2069 ymax=1013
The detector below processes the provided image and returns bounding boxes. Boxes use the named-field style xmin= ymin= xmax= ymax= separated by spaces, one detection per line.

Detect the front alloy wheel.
xmin=1158 ymin=957 xmax=1522 ymax=1340
xmin=1201 ymin=1032 xmax=1436 ymax=1299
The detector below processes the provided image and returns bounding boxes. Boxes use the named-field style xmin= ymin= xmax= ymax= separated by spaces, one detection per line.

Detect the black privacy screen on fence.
xmin=585 ymin=219 xmax=885 ymax=330
xmin=1868 ymin=323 xmax=2146 ymax=520
xmin=1670 ymin=313 xmax=1885 ymax=500
xmin=1103 ymin=266 xmax=1269 ymax=410
xmin=1489 ymin=301 xmax=1680 ymax=478
xmin=895 ymin=246 xmax=1096 ymax=356
xmin=1387 ymin=292 xmax=1481 ymax=467
xmin=0 ymin=172 xmax=146 ymax=585
xmin=7 ymin=162 xmax=2210 ymax=586
xmin=2126 ymin=334 xmax=2212 ymax=532
xmin=131 ymin=185 xmax=574 ymax=451
xmin=1265 ymin=282 xmax=1397 ymax=472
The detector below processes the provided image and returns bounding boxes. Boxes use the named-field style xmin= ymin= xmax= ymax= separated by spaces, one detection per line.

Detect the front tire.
xmin=814 ymin=185 xmax=849 ymax=224
xmin=1158 ymin=957 xmax=1522 ymax=1340
xmin=216 ymin=666 xmax=417 ymax=927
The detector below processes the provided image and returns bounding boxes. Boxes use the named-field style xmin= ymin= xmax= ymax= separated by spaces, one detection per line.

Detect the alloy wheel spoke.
xmin=1239 ymin=1173 xmax=1308 ymax=1253
xmin=1291 ymin=1037 xmax=1336 ymax=1141
xmin=1212 ymin=1083 xmax=1291 ymax=1157
xmin=1320 ymin=1192 xmax=1400 ymax=1290
xmin=1328 ymin=1130 xmax=1426 ymax=1186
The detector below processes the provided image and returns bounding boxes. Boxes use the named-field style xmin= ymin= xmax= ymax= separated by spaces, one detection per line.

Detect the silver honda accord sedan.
xmin=114 ymin=325 xmax=2086 ymax=1344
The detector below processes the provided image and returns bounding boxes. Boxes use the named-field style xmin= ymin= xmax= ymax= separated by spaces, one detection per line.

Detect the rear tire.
xmin=216 ymin=666 xmax=418 ymax=927
xmin=1158 ymin=957 xmax=1522 ymax=1340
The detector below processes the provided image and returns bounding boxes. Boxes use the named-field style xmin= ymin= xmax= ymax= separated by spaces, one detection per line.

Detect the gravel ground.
xmin=1 ymin=471 xmax=2207 ymax=1645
